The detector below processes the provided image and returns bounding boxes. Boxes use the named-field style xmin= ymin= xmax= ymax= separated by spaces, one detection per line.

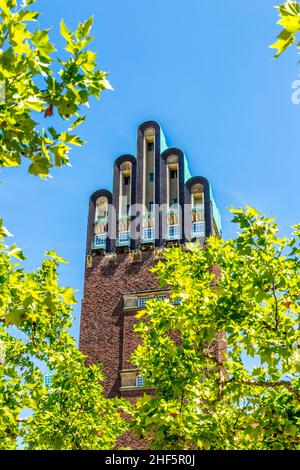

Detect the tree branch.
xmin=238 ymin=380 xmax=300 ymax=403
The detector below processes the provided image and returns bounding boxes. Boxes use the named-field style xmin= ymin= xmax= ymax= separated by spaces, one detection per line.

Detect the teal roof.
xmin=183 ymin=153 xmax=192 ymax=182
xmin=209 ymin=185 xmax=222 ymax=235
xmin=159 ymin=126 xmax=168 ymax=153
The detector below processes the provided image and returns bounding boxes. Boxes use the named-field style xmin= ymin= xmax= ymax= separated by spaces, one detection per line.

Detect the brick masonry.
xmin=79 ymin=250 xmax=158 ymax=397
xmin=80 ymin=250 xmax=160 ymax=449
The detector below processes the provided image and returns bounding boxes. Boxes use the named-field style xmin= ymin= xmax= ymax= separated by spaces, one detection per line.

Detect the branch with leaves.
xmin=130 ymin=207 xmax=300 ymax=450
xmin=0 ymin=220 xmax=127 ymax=449
xmin=270 ymin=1 xmax=300 ymax=57
xmin=0 ymin=0 xmax=112 ymax=178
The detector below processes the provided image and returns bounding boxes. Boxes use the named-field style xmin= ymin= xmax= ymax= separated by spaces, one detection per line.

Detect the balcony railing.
xmin=141 ymin=227 xmax=155 ymax=243
xmin=94 ymin=234 xmax=107 ymax=249
xmin=117 ymin=230 xmax=131 ymax=246
xmin=192 ymin=222 xmax=205 ymax=237
xmin=167 ymin=224 xmax=180 ymax=240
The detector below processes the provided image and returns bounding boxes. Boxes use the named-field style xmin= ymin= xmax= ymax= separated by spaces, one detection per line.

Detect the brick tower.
xmin=79 ymin=120 xmax=221 ymax=402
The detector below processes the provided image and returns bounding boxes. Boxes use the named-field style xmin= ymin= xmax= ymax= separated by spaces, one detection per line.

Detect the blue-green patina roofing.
xmin=159 ymin=126 xmax=168 ymax=154
xmin=183 ymin=152 xmax=192 ymax=183
xmin=209 ymin=186 xmax=222 ymax=235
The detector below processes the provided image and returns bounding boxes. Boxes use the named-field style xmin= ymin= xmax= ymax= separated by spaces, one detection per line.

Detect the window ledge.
xmin=119 ymin=386 xmax=156 ymax=391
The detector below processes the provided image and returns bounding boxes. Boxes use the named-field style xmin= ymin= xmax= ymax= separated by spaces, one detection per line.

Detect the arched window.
xmin=119 ymin=162 xmax=132 ymax=218
xmin=166 ymin=155 xmax=180 ymax=241
xmin=143 ymin=128 xmax=155 ymax=214
xmin=95 ymin=196 xmax=108 ymax=221
xmin=191 ymin=184 xmax=205 ymax=237
xmin=191 ymin=183 xmax=204 ymax=209
xmin=167 ymin=154 xmax=179 ymax=210
xmin=94 ymin=197 xmax=108 ymax=249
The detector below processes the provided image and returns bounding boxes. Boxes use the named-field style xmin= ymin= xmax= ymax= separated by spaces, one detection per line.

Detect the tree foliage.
xmin=0 ymin=0 xmax=127 ymax=450
xmin=131 ymin=208 xmax=300 ymax=450
xmin=0 ymin=221 xmax=126 ymax=449
xmin=0 ymin=0 xmax=111 ymax=177
xmin=270 ymin=1 xmax=300 ymax=57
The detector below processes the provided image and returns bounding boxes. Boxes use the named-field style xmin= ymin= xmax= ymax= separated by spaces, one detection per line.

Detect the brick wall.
xmin=79 ymin=250 xmax=158 ymax=397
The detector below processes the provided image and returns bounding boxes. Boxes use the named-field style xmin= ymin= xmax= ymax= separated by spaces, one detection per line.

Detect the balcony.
xmin=167 ymin=224 xmax=180 ymax=241
xmin=117 ymin=230 xmax=131 ymax=246
xmin=192 ymin=222 xmax=205 ymax=237
xmin=141 ymin=227 xmax=155 ymax=244
xmin=93 ymin=234 xmax=107 ymax=249
xmin=167 ymin=210 xmax=179 ymax=226
xmin=192 ymin=207 xmax=204 ymax=224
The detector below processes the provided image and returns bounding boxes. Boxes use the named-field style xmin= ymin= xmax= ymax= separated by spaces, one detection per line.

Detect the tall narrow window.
xmin=143 ymin=127 xmax=155 ymax=218
xmin=166 ymin=156 xmax=179 ymax=238
xmin=147 ymin=142 xmax=154 ymax=152
xmin=95 ymin=197 xmax=108 ymax=220
xmin=191 ymin=184 xmax=205 ymax=238
xmin=119 ymin=162 xmax=132 ymax=218
xmin=44 ymin=374 xmax=52 ymax=387
xmin=193 ymin=193 xmax=204 ymax=208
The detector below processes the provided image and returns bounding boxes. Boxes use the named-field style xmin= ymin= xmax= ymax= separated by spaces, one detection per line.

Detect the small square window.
xmin=170 ymin=170 xmax=177 ymax=179
xmin=147 ymin=142 xmax=154 ymax=151
xmin=44 ymin=374 xmax=52 ymax=387
xmin=138 ymin=297 xmax=148 ymax=308
xmin=136 ymin=376 xmax=144 ymax=387
xmin=124 ymin=176 xmax=130 ymax=186
xmin=149 ymin=172 xmax=154 ymax=182
xmin=172 ymin=198 xmax=178 ymax=205
xmin=155 ymin=295 xmax=167 ymax=302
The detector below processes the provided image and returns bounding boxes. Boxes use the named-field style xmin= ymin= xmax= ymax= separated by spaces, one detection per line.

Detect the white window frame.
xmin=142 ymin=227 xmax=155 ymax=242
xmin=192 ymin=222 xmax=205 ymax=237
xmin=167 ymin=224 xmax=180 ymax=240
xmin=136 ymin=375 xmax=144 ymax=387
xmin=44 ymin=373 xmax=52 ymax=387
xmin=117 ymin=230 xmax=131 ymax=246
xmin=94 ymin=234 xmax=107 ymax=248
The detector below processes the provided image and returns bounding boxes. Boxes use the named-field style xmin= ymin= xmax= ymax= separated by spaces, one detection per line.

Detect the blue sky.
xmin=1 ymin=0 xmax=300 ymax=342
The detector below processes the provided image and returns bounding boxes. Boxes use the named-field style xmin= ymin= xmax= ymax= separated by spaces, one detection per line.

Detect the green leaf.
xmin=76 ymin=17 xmax=93 ymax=39
xmin=32 ymin=29 xmax=56 ymax=55
xmin=68 ymin=116 xmax=86 ymax=131
xmin=25 ymin=96 xmax=45 ymax=112
xmin=60 ymin=19 xmax=72 ymax=41
xmin=19 ymin=10 xmax=39 ymax=22
xmin=59 ymin=287 xmax=77 ymax=305
xmin=45 ymin=250 xmax=68 ymax=264
xmin=0 ymin=220 xmax=13 ymax=237
xmin=8 ymin=245 xmax=26 ymax=261
xmin=60 ymin=132 xmax=85 ymax=146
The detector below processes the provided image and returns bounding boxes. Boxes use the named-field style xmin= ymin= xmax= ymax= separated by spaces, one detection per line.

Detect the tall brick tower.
xmin=79 ymin=120 xmax=221 ymax=402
